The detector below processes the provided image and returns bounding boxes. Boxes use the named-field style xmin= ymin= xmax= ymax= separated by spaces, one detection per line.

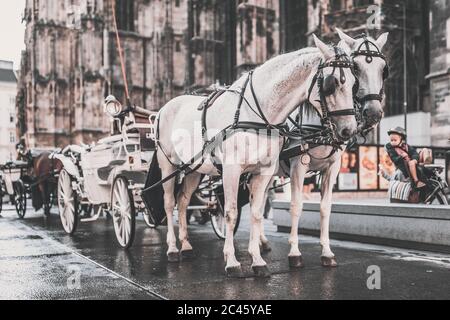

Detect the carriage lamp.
xmin=104 ymin=95 xmax=123 ymax=117
xmin=128 ymin=156 xmax=135 ymax=165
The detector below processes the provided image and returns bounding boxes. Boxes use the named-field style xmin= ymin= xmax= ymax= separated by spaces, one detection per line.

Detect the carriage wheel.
xmin=13 ymin=180 xmax=27 ymax=219
xmin=111 ymin=176 xmax=136 ymax=249
xmin=210 ymin=192 xmax=241 ymax=240
xmin=58 ymin=169 xmax=79 ymax=235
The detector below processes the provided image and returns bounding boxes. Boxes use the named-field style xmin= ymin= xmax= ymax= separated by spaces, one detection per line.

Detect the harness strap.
xmin=249 ymin=71 xmax=271 ymax=127
xmin=232 ymin=74 xmax=252 ymax=128
xmin=352 ymin=35 xmax=388 ymax=105
xmin=357 ymin=93 xmax=383 ymax=104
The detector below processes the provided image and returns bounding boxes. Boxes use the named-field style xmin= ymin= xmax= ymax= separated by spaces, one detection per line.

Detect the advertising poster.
xmin=379 ymin=147 xmax=396 ymax=189
xmin=359 ymin=146 xmax=378 ymax=190
xmin=338 ymin=150 xmax=358 ymax=190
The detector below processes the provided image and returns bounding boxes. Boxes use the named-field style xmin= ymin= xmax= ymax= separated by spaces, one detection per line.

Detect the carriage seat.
xmin=124 ymin=107 xmax=157 ymax=152
xmin=97 ymin=134 xmax=123 ymax=146
xmin=97 ymin=160 xmax=127 ymax=181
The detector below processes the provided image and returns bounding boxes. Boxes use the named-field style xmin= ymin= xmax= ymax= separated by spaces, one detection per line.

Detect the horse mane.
xmin=254 ymin=47 xmax=323 ymax=76
xmin=256 ymin=46 xmax=343 ymax=127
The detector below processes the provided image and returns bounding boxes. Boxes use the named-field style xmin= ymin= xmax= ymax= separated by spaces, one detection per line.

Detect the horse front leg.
xmin=288 ymin=158 xmax=307 ymax=269
xmin=222 ymin=166 xmax=243 ymax=277
xmin=248 ymin=174 xmax=273 ymax=277
xmin=177 ymin=172 xmax=202 ymax=260
xmin=158 ymin=152 xmax=179 ymax=263
xmin=319 ymin=161 xmax=340 ymax=267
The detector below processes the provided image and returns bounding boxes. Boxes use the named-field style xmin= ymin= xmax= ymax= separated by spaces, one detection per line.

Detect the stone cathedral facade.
xmin=17 ymin=0 xmax=439 ymax=148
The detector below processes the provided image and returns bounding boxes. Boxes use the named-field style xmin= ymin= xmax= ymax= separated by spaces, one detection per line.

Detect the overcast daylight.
xmin=0 ymin=1 xmax=26 ymax=69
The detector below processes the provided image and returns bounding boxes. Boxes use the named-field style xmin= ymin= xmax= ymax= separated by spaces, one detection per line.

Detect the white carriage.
xmin=0 ymin=161 xmax=29 ymax=218
xmin=54 ymin=96 xmax=158 ymax=248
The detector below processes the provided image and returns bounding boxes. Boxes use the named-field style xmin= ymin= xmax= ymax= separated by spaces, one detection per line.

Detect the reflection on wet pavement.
xmin=1 ymin=203 xmax=449 ymax=300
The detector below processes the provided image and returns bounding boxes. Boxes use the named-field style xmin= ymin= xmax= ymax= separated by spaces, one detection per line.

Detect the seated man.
xmin=385 ymin=127 xmax=429 ymax=189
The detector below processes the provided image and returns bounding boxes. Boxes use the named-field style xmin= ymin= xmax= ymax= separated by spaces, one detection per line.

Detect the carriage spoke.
xmin=63 ymin=206 xmax=69 ymax=226
xmin=114 ymin=189 xmax=122 ymax=205
xmin=58 ymin=170 xmax=77 ymax=233
xmin=123 ymin=220 xmax=129 ymax=244
xmin=220 ymin=215 xmax=225 ymax=236
xmin=111 ymin=177 xmax=134 ymax=248
xmin=67 ymin=207 xmax=73 ymax=227
xmin=120 ymin=218 xmax=126 ymax=242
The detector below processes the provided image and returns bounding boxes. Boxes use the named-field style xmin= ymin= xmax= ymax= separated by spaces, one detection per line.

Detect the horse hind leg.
xmin=158 ymin=151 xmax=179 ymax=263
xmin=177 ymin=172 xmax=202 ymax=261
xmin=248 ymin=174 xmax=273 ymax=278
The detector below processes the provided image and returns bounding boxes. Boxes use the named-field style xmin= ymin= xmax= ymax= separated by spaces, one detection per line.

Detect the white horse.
xmin=155 ymin=35 xmax=358 ymax=277
xmin=285 ymin=30 xmax=390 ymax=269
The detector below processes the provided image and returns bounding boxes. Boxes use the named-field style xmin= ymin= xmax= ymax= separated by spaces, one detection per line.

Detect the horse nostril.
xmin=362 ymin=108 xmax=369 ymax=118
xmin=363 ymin=106 xmax=383 ymax=121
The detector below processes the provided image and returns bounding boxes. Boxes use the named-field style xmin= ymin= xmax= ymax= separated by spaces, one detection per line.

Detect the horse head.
xmin=312 ymin=35 xmax=358 ymax=142
xmin=336 ymin=28 xmax=389 ymax=130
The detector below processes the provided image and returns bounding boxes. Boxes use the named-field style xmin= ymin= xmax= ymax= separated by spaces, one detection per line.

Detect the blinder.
xmin=312 ymin=49 xmax=358 ymax=142
xmin=322 ymin=74 xmax=339 ymax=96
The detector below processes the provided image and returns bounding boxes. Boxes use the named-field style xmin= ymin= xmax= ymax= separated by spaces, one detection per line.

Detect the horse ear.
xmin=313 ymin=34 xmax=334 ymax=60
xmin=336 ymin=28 xmax=356 ymax=49
xmin=337 ymin=40 xmax=352 ymax=56
xmin=376 ymin=32 xmax=389 ymax=50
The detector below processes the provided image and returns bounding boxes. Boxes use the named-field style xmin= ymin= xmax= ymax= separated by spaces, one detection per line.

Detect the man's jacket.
xmin=385 ymin=142 xmax=420 ymax=177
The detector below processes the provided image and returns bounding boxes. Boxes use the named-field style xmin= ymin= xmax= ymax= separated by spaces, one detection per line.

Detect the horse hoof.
xmin=321 ymin=257 xmax=338 ymax=268
xmin=252 ymin=266 xmax=271 ymax=278
xmin=181 ymin=249 xmax=194 ymax=261
xmin=167 ymin=252 xmax=180 ymax=263
xmin=289 ymin=256 xmax=304 ymax=269
xmin=226 ymin=266 xmax=244 ymax=278
xmin=261 ymin=243 xmax=272 ymax=253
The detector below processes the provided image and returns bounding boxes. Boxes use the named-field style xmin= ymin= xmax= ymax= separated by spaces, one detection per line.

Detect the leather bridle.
xmin=305 ymin=47 xmax=358 ymax=145
xmin=352 ymin=35 xmax=389 ymax=105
